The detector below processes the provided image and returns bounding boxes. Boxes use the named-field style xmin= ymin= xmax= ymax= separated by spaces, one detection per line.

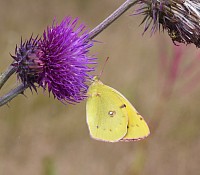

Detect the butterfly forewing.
xmin=86 ymin=81 xmax=128 ymax=142
xmin=109 ymin=88 xmax=150 ymax=141
xmin=120 ymin=99 xmax=150 ymax=141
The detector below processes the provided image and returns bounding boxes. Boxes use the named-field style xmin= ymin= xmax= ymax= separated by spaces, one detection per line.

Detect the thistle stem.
xmin=88 ymin=0 xmax=137 ymax=39
xmin=0 ymin=0 xmax=137 ymax=106
xmin=0 ymin=65 xmax=16 ymax=89
xmin=0 ymin=84 xmax=27 ymax=107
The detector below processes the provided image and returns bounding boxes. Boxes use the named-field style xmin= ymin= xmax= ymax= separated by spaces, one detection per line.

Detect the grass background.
xmin=1 ymin=0 xmax=200 ymax=175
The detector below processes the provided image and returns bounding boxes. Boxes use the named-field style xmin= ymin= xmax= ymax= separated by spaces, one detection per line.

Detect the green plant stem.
xmin=0 ymin=0 xmax=137 ymax=107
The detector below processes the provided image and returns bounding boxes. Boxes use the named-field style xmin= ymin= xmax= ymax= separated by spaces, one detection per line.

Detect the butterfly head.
xmin=92 ymin=76 xmax=99 ymax=81
xmin=88 ymin=76 xmax=104 ymax=88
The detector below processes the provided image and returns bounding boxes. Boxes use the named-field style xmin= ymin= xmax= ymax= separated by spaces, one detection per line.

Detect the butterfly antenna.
xmin=99 ymin=57 xmax=109 ymax=79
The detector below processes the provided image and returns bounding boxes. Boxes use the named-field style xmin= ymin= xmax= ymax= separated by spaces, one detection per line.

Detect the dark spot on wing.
xmin=109 ymin=129 xmax=112 ymax=132
xmin=136 ymin=124 xmax=139 ymax=127
xmin=96 ymin=125 xmax=99 ymax=129
xmin=140 ymin=117 xmax=143 ymax=120
xmin=120 ymin=104 xmax=126 ymax=108
xmin=108 ymin=110 xmax=116 ymax=117
xmin=96 ymin=93 xmax=101 ymax=97
xmin=128 ymin=124 xmax=135 ymax=129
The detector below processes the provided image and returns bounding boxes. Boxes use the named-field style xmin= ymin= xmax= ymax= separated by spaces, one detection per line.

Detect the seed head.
xmin=135 ymin=0 xmax=200 ymax=47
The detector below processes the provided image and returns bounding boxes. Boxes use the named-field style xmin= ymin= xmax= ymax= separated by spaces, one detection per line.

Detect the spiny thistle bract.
xmin=12 ymin=17 xmax=96 ymax=104
xmin=135 ymin=0 xmax=200 ymax=47
xmin=12 ymin=36 xmax=43 ymax=92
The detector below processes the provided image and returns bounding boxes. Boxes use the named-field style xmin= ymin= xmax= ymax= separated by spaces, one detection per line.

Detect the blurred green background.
xmin=1 ymin=0 xmax=200 ymax=175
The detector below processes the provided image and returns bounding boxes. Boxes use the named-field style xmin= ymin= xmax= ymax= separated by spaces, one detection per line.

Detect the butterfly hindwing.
xmin=86 ymin=81 xmax=128 ymax=142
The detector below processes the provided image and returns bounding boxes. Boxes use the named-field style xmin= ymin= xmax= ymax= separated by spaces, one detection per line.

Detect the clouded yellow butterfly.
xmin=86 ymin=76 xmax=150 ymax=142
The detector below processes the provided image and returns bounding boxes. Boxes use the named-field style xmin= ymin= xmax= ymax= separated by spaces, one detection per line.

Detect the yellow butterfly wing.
xmin=86 ymin=79 xmax=128 ymax=142
xmin=104 ymin=86 xmax=150 ymax=141
xmin=86 ymin=77 xmax=150 ymax=142
xmin=116 ymin=91 xmax=150 ymax=141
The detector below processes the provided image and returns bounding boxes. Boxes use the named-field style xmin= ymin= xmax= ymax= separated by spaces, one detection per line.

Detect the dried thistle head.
xmin=135 ymin=0 xmax=200 ymax=47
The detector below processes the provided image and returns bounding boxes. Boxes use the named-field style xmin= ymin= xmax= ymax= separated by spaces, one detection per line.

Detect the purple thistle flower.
xmin=12 ymin=17 xmax=96 ymax=103
xmin=134 ymin=0 xmax=200 ymax=47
